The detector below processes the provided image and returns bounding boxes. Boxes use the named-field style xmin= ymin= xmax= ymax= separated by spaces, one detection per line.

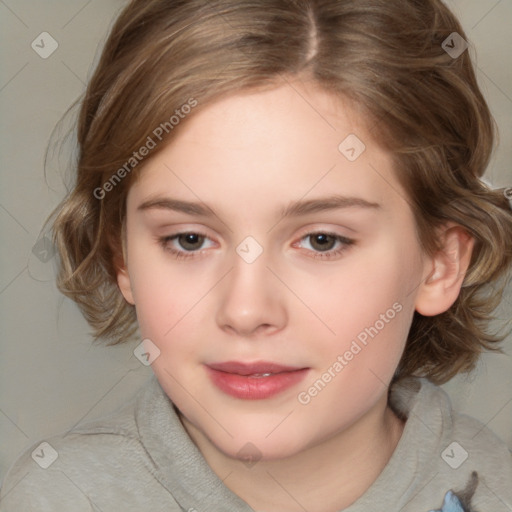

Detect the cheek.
xmin=295 ymin=264 xmax=415 ymax=432
xmin=126 ymin=243 xmax=179 ymax=339
xmin=302 ymin=241 xmax=421 ymax=410
xmin=308 ymin=243 xmax=418 ymax=350
xmin=133 ymin=274 xmax=199 ymax=342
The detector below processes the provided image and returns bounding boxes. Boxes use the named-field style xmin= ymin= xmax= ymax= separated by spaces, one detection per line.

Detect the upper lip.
xmin=206 ymin=361 xmax=306 ymax=375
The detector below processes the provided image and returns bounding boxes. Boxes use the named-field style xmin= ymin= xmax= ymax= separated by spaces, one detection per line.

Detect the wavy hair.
xmin=50 ymin=0 xmax=512 ymax=384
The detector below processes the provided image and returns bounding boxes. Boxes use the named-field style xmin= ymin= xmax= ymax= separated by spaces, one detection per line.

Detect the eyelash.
xmin=158 ymin=230 xmax=355 ymax=261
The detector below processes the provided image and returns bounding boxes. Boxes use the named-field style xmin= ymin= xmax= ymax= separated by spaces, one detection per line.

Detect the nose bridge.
xmin=215 ymin=235 xmax=286 ymax=335
xmin=232 ymin=237 xmax=271 ymax=289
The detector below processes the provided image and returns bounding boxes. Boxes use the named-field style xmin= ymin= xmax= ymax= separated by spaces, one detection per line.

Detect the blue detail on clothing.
xmin=429 ymin=491 xmax=465 ymax=512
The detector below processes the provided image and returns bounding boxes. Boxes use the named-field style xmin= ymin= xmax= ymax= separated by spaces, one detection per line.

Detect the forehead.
xmin=127 ymin=80 xmax=409 ymax=218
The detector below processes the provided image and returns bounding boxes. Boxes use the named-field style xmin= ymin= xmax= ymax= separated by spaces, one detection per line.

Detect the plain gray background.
xmin=1 ymin=0 xmax=511 ymax=486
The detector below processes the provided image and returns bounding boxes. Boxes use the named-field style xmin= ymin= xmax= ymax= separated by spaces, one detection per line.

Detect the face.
xmin=118 ymin=79 xmax=431 ymax=461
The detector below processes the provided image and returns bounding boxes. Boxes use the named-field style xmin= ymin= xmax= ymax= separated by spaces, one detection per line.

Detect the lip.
xmin=205 ymin=361 xmax=309 ymax=400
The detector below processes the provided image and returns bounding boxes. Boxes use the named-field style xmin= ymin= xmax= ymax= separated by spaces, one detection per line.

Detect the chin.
xmin=207 ymin=422 xmax=313 ymax=463
xmin=224 ymin=437 xmax=304 ymax=464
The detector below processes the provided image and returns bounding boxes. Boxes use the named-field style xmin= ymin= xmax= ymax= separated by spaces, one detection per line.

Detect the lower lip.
xmin=205 ymin=367 xmax=309 ymax=400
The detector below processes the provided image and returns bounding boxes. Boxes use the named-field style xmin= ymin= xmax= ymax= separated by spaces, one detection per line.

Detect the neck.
xmin=180 ymin=394 xmax=405 ymax=511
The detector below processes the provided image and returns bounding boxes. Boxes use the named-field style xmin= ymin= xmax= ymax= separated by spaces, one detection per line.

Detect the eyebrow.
xmin=137 ymin=194 xmax=381 ymax=218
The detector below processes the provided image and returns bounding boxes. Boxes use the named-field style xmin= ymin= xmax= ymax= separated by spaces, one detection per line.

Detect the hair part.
xmin=50 ymin=0 xmax=512 ymax=384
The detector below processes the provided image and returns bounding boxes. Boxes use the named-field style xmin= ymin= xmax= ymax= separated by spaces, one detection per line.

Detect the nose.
xmin=215 ymin=246 xmax=287 ymax=338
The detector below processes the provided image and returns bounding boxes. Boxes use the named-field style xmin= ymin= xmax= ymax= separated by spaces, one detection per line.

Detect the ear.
xmin=415 ymin=224 xmax=475 ymax=316
xmin=117 ymin=265 xmax=135 ymax=305
xmin=113 ymin=238 xmax=135 ymax=306
xmin=113 ymin=222 xmax=135 ymax=306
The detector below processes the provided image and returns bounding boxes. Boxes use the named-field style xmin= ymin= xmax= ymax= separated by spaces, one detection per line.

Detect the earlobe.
xmin=114 ymin=226 xmax=135 ymax=305
xmin=117 ymin=266 xmax=135 ymax=305
xmin=415 ymin=225 xmax=474 ymax=316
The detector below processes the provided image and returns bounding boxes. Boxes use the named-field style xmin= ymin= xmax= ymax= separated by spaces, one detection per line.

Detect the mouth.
xmin=205 ymin=361 xmax=310 ymax=400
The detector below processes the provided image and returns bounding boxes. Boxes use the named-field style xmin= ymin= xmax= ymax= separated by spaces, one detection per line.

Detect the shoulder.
xmin=0 ymin=436 xmax=97 ymax=511
xmin=421 ymin=378 xmax=512 ymax=472
xmin=435 ymin=406 xmax=512 ymax=511
xmin=392 ymin=377 xmax=512 ymax=510
xmin=0 ymin=404 xmax=142 ymax=512
xmin=392 ymin=377 xmax=511 ymax=468
xmin=447 ymin=401 xmax=512 ymax=506
xmin=0 ymin=378 xmax=181 ymax=512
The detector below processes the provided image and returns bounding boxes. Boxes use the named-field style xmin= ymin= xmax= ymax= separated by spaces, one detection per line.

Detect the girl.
xmin=1 ymin=0 xmax=511 ymax=510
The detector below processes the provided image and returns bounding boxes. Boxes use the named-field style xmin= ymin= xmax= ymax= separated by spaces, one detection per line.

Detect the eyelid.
xmin=158 ymin=226 xmax=355 ymax=261
xmin=159 ymin=229 xmax=215 ymax=250
xmin=292 ymin=230 xmax=354 ymax=258
xmin=293 ymin=223 xmax=354 ymax=240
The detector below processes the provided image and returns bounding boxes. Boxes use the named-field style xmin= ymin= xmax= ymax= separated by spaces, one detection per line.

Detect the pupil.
xmin=313 ymin=234 xmax=333 ymax=251
xmin=181 ymin=233 xmax=201 ymax=249
xmin=178 ymin=234 xmax=335 ymax=252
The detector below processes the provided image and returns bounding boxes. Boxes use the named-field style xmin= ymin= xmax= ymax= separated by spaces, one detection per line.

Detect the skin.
xmin=117 ymin=77 xmax=474 ymax=511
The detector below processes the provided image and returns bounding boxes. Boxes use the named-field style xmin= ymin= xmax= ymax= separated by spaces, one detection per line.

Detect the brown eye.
xmin=308 ymin=233 xmax=337 ymax=252
xmin=175 ymin=233 xmax=205 ymax=251
xmin=159 ymin=231 xmax=213 ymax=260
xmin=295 ymin=231 xmax=355 ymax=261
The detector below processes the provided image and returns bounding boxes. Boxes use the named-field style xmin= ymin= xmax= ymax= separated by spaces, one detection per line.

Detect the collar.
xmin=135 ymin=374 xmax=450 ymax=511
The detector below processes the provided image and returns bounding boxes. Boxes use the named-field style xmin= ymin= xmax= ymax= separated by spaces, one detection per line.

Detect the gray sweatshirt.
xmin=1 ymin=375 xmax=511 ymax=511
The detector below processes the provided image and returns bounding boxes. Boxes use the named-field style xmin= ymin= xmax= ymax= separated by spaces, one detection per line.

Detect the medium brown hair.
xmin=50 ymin=0 xmax=512 ymax=384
